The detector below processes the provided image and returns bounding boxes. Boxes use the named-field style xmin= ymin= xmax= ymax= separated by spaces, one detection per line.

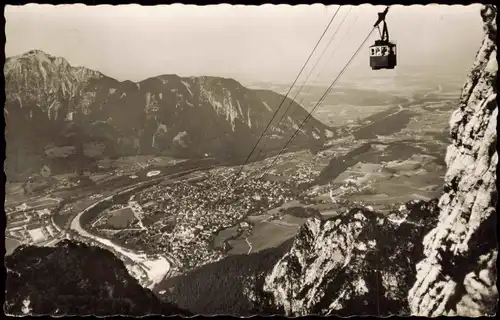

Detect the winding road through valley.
xmin=66 ymin=166 xmax=211 ymax=288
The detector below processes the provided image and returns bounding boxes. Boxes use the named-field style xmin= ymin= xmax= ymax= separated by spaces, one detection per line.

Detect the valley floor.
xmin=4 ymin=86 xmax=455 ymax=289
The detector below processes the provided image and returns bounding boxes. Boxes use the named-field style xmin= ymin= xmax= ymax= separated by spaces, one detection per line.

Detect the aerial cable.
xmin=243 ymin=10 xmax=361 ymax=181
xmin=289 ymin=10 xmax=362 ymax=121
xmin=260 ymin=26 xmax=377 ymax=177
xmin=262 ymin=27 xmax=376 ymax=176
xmin=227 ymin=6 xmax=342 ymax=189
xmin=228 ymin=5 xmax=341 ymax=188
xmin=196 ymin=11 xmax=362 ymax=199
xmin=248 ymin=6 xmax=353 ymax=167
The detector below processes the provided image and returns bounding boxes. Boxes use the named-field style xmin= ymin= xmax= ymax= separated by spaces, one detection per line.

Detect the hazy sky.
xmin=5 ymin=4 xmax=484 ymax=83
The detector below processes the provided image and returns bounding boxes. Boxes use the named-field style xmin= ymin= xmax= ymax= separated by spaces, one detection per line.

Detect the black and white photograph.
xmin=3 ymin=2 xmax=498 ymax=317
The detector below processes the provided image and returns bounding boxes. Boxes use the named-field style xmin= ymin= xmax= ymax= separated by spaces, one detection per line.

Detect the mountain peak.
xmin=23 ymin=49 xmax=48 ymax=56
xmin=4 ymin=47 xmax=328 ymax=177
xmin=6 ymin=49 xmax=71 ymax=75
xmin=10 ymin=49 xmax=64 ymax=63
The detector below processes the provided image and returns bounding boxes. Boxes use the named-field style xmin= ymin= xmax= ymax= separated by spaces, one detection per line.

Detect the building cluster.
xmin=103 ymin=168 xmax=304 ymax=271
xmin=288 ymin=165 xmax=319 ymax=184
xmin=5 ymin=202 xmax=63 ymax=247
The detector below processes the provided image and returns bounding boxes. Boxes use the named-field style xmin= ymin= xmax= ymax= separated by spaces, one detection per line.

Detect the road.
xmin=263 ymin=219 xmax=300 ymax=229
xmin=128 ymin=201 xmax=146 ymax=230
xmin=245 ymin=237 xmax=253 ymax=254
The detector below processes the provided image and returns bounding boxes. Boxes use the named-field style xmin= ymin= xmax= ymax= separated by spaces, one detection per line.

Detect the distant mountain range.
xmin=4 ymin=50 xmax=332 ymax=180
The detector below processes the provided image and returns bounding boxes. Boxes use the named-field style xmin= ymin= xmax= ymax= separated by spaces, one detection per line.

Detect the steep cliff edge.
xmin=258 ymin=201 xmax=439 ymax=316
xmin=408 ymin=5 xmax=498 ymax=316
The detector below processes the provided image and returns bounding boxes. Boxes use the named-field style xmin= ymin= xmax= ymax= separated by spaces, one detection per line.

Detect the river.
xmin=5 ymin=237 xmax=22 ymax=255
xmin=68 ymin=178 xmax=175 ymax=288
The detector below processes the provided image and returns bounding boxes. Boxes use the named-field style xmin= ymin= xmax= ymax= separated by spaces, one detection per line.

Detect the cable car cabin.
xmin=369 ymin=40 xmax=397 ymax=70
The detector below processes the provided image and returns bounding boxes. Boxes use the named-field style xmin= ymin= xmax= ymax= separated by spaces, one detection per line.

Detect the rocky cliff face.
xmin=4 ymin=241 xmax=190 ymax=316
xmin=258 ymin=201 xmax=440 ymax=316
xmin=407 ymin=5 xmax=498 ymax=316
xmin=4 ymin=50 xmax=331 ymax=178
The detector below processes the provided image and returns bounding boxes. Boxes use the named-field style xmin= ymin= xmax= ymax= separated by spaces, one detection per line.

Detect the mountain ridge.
xmin=5 ymin=49 xmax=331 ymax=180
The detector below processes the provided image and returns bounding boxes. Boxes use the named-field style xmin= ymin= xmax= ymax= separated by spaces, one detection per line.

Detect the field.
xmin=101 ymin=155 xmax=187 ymax=174
xmin=105 ymin=207 xmax=137 ymax=229
xmin=228 ymin=214 xmax=306 ymax=255
xmin=212 ymin=226 xmax=239 ymax=249
xmin=214 ymin=200 xmax=313 ymax=256
xmin=314 ymin=104 xmax=392 ymax=127
xmin=4 ymin=183 xmax=36 ymax=206
xmin=228 ymin=226 xmax=294 ymax=255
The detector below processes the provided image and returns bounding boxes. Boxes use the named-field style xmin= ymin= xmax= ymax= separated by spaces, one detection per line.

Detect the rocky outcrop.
xmin=407 ymin=5 xmax=498 ymax=316
xmin=155 ymin=239 xmax=294 ymax=316
xmin=259 ymin=201 xmax=440 ymax=316
xmin=4 ymin=240 xmax=190 ymax=316
xmin=4 ymin=51 xmax=331 ymax=178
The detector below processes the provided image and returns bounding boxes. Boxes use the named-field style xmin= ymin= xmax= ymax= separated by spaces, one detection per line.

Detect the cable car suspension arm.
xmin=374 ymin=6 xmax=390 ymax=42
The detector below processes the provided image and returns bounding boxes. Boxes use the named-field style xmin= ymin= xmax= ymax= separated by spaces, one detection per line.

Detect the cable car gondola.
xmin=370 ymin=7 xmax=397 ymax=70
